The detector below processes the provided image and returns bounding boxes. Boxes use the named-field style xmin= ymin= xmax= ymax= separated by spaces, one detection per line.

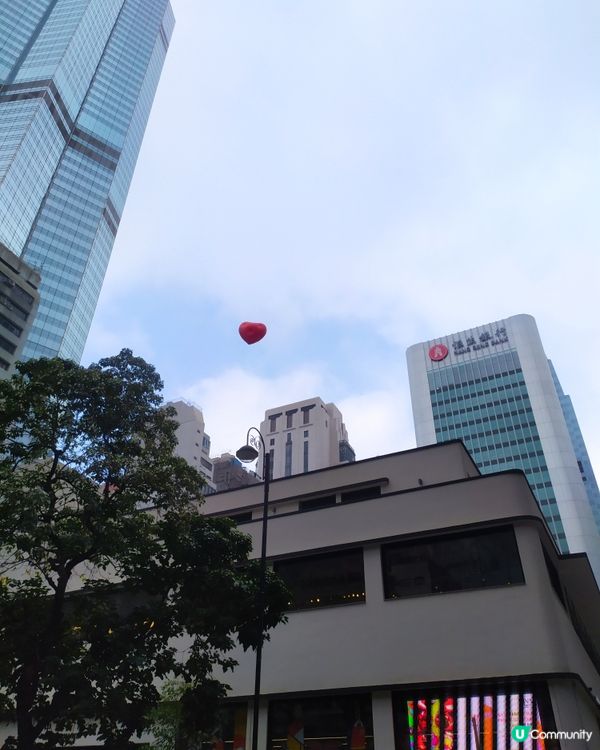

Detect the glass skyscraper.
xmin=0 ymin=0 xmax=173 ymax=361
xmin=407 ymin=314 xmax=600 ymax=582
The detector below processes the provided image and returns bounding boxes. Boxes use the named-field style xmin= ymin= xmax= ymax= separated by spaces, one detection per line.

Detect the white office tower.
xmin=167 ymin=399 xmax=216 ymax=491
xmin=259 ymin=397 xmax=355 ymax=480
xmin=406 ymin=313 xmax=600 ymax=583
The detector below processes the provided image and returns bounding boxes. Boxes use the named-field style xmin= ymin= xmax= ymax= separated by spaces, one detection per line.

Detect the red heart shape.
xmin=239 ymin=321 xmax=267 ymax=345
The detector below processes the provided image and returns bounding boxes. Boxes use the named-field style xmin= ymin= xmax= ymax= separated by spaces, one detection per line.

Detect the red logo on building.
xmin=429 ymin=343 xmax=448 ymax=362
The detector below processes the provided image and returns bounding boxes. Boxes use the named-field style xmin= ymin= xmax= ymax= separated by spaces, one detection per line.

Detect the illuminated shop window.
xmin=393 ymin=684 xmax=558 ymax=750
xmin=274 ymin=548 xmax=365 ymax=610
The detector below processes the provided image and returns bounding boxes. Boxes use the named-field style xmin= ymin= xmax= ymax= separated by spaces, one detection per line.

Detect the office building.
xmin=168 ymin=400 xmax=215 ymax=491
xmin=259 ymin=397 xmax=355 ymax=480
xmin=549 ymin=360 xmax=600 ymax=533
xmin=406 ymin=314 xmax=600 ymax=582
xmin=212 ymin=453 xmax=260 ymax=493
xmin=0 ymin=244 xmax=40 ymax=377
xmin=0 ymin=0 xmax=173 ymax=361
xmin=201 ymin=444 xmax=600 ymax=748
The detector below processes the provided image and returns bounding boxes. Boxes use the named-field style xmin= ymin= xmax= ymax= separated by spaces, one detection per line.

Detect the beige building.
xmin=201 ymin=441 xmax=600 ymax=749
xmin=259 ymin=397 xmax=355 ymax=480
xmin=0 ymin=243 xmax=40 ymax=377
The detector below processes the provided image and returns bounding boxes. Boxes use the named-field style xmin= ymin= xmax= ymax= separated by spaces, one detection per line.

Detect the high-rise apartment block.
xmin=407 ymin=314 xmax=600 ymax=581
xmin=0 ymin=0 xmax=173 ymax=361
xmin=168 ymin=400 xmax=215 ymax=491
xmin=0 ymin=244 xmax=40 ymax=377
xmin=259 ymin=397 xmax=355 ymax=480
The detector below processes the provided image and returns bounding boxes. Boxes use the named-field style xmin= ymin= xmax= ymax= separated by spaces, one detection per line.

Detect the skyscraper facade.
xmin=549 ymin=360 xmax=600 ymax=532
xmin=406 ymin=314 xmax=600 ymax=581
xmin=0 ymin=0 xmax=173 ymax=361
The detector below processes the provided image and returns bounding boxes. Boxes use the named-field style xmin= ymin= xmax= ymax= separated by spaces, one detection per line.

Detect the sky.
xmin=82 ymin=0 xmax=600 ymax=472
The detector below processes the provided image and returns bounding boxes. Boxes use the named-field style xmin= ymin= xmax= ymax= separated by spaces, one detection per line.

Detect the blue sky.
xmin=83 ymin=0 xmax=600 ymax=470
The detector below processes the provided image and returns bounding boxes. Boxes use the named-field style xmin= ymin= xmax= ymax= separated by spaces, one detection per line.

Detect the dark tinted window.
xmin=299 ymin=494 xmax=336 ymax=512
xmin=274 ymin=549 xmax=365 ymax=610
xmin=226 ymin=511 xmax=253 ymax=524
xmin=340 ymin=485 xmax=381 ymax=504
xmin=268 ymin=693 xmax=373 ymax=750
xmin=381 ymin=526 xmax=524 ymax=599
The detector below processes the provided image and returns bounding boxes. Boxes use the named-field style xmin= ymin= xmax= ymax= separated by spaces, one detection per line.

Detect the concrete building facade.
xmin=200 ymin=443 xmax=600 ymax=749
xmin=406 ymin=314 xmax=600 ymax=583
xmin=259 ymin=397 xmax=355 ymax=480
xmin=0 ymin=244 xmax=40 ymax=377
xmin=167 ymin=399 xmax=215 ymax=491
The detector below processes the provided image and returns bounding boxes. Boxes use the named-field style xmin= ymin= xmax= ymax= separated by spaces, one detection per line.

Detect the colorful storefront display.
xmin=396 ymin=687 xmax=553 ymax=750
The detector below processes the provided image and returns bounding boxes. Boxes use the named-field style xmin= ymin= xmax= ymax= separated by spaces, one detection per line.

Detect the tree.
xmin=0 ymin=351 xmax=287 ymax=750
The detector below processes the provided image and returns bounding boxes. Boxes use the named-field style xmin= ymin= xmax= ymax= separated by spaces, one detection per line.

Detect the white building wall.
xmin=167 ymin=399 xmax=215 ymax=489
xmin=407 ymin=314 xmax=600 ymax=583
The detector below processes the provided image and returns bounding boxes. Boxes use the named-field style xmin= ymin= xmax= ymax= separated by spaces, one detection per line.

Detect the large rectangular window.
xmin=268 ymin=693 xmax=373 ymax=750
xmin=274 ymin=548 xmax=365 ymax=610
xmin=381 ymin=526 xmax=524 ymax=599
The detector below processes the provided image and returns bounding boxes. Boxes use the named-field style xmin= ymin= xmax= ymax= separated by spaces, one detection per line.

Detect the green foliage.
xmin=0 ymin=351 xmax=288 ymax=750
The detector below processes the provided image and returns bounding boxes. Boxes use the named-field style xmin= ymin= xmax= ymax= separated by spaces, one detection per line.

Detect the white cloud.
xmin=337 ymin=389 xmax=416 ymax=461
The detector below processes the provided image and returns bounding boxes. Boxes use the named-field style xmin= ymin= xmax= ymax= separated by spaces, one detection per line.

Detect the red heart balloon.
xmin=239 ymin=321 xmax=267 ymax=345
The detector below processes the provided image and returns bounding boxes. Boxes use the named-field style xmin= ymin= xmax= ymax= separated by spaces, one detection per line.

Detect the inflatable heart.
xmin=239 ymin=321 xmax=267 ymax=345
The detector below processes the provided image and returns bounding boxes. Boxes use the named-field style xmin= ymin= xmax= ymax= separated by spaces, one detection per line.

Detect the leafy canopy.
xmin=0 ymin=350 xmax=287 ymax=750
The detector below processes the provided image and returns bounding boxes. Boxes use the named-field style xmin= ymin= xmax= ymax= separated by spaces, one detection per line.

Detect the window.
xmin=269 ymin=415 xmax=278 ymax=432
xmin=299 ymin=494 xmax=336 ymax=512
xmin=381 ymin=526 xmax=524 ymax=599
xmin=0 ymin=334 xmax=16 ymax=355
xmin=286 ymin=409 xmax=296 ymax=428
xmin=274 ymin=548 xmax=365 ymax=610
xmin=303 ymin=430 xmax=309 ymax=438
xmin=268 ymin=694 xmax=373 ymax=750
xmin=341 ymin=485 xmax=381 ymax=504
xmin=303 ymin=440 xmax=309 ymax=473
xmin=284 ymin=439 xmax=292 ymax=477
xmin=301 ymin=404 xmax=315 ymax=424
xmin=225 ymin=511 xmax=253 ymax=524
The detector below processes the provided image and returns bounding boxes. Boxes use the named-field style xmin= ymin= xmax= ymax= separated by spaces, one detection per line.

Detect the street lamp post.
xmin=236 ymin=428 xmax=271 ymax=750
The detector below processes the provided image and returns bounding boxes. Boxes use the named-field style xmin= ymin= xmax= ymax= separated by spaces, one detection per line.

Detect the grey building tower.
xmin=0 ymin=0 xmax=173 ymax=361
xmin=407 ymin=314 xmax=600 ymax=582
